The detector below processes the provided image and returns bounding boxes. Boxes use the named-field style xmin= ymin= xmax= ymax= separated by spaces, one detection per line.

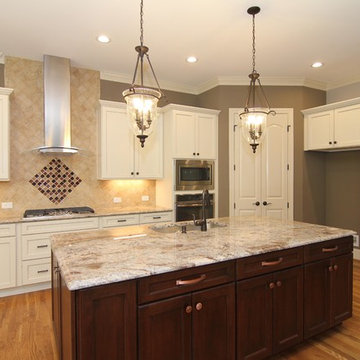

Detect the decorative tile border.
xmin=29 ymin=158 xmax=82 ymax=204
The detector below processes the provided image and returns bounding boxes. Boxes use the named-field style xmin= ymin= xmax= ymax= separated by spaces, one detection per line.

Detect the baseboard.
xmin=0 ymin=282 xmax=51 ymax=298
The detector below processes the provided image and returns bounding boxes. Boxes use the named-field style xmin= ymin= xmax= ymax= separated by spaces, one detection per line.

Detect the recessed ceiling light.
xmin=186 ymin=56 xmax=198 ymax=63
xmin=311 ymin=62 xmax=323 ymax=68
xmin=97 ymin=35 xmax=111 ymax=44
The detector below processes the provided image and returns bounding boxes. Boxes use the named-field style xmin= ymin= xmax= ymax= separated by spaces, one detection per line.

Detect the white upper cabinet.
xmin=163 ymin=104 xmax=219 ymax=159
xmin=0 ymin=88 xmax=13 ymax=181
xmin=303 ymin=98 xmax=360 ymax=151
xmin=98 ymin=100 xmax=163 ymax=179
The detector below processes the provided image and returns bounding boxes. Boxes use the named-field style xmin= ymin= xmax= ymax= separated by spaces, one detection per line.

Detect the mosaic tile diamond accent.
xmin=29 ymin=158 xmax=82 ymax=204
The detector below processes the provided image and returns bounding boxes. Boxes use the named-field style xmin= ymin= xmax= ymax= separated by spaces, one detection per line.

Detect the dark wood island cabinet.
xmin=52 ymin=234 xmax=353 ymax=360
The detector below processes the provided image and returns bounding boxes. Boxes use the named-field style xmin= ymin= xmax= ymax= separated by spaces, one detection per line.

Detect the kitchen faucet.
xmin=193 ymin=189 xmax=211 ymax=231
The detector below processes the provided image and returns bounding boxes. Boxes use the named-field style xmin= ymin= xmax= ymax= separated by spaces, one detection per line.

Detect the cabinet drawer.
xmin=237 ymin=247 xmax=303 ymax=280
xmin=22 ymin=259 xmax=51 ymax=285
xmin=139 ymin=212 xmax=172 ymax=224
xmin=0 ymin=223 xmax=16 ymax=237
xmin=21 ymin=217 xmax=99 ymax=235
xmin=22 ymin=233 xmax=51 ymax=260
xmin=304 ymin=236 xmax=353 ymax=263
xmin=100 ymin=214 xmax=140 ymax=228
xmin=138 ymin=260 xmax=235 ymax=304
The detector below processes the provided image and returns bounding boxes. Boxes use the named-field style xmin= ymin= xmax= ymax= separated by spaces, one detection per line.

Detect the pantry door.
xmin=229 ymin=109 xmax=294 ymax=220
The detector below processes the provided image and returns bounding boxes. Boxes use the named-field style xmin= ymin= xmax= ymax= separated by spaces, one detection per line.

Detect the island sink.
xmin=150 ymin=220 xmax=227 ymax=233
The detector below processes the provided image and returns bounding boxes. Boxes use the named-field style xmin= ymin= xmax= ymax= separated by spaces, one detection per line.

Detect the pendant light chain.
xmin=252 ymin=13 xmax=256 ymax=73
xmin=140 ymin=0 xmax=144 ymax=46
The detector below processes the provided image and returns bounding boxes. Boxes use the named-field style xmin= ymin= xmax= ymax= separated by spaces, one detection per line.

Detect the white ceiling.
xmin=1 ymin=0 xmax=360 ymax=94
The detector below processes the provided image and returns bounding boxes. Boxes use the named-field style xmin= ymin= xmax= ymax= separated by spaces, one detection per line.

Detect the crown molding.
xmin=0 ymin=88 xmax=14 ymax=95
xmin=326 ymin=77 xmax=360 ymax=91
xmin=100 ymin=71 xmax=198 ymax=95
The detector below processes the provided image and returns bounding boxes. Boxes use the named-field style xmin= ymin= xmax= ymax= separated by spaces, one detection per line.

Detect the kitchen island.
xmin=51 ymin=216 xmax=355 ymax=360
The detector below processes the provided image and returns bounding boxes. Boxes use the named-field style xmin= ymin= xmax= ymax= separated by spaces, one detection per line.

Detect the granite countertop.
xmin=51 ymin=216 xmax=356 ymax=291
xmin=0 ymin=205 xmax=172 ymax=224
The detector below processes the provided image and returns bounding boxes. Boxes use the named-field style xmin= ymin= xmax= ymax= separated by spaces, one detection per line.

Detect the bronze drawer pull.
xmin=117 ymin=219 xmax=127 ymax=223
xmin=37 ymin=244 xmax=48 ymax=248
xmin=322 ymin=245 xmax=338 ymax=253
xmin=152 ymin=216 xmax=161 ymax=219
xmin=176 ymin=274 xmax=207 ymax=286
xmin=37 ymin=269 xmax=49 ymax=274
xmin=261 ymin=257 xmax=283 ymax=267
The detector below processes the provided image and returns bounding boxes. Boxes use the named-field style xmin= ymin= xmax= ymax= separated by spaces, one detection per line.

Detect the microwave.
xmin=175 ymin=160 xmax=214 ymax=191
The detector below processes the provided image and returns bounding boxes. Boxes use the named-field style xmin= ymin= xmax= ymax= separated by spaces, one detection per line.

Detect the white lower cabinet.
xmin=22 ymin=258 xmax=51 ymax=285
xmin=100 ymin=214 xmax=140 ymax=228
xmin=139 ymin=212 xmax=173 ymax=224
xmin=0 ymin=227 xmax=16 ymax=289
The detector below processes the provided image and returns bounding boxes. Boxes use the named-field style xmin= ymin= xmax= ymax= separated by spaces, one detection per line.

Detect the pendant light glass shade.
xmin=240 ymin=7 xmax=275 ymax=153
xmin=123 ymin=87 xmax=161 ymax=147
xmin=122 ymin=0 xmax=163 ymax=148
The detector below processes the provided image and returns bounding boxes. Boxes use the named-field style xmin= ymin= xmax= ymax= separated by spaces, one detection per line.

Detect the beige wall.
xmin=327 ymin=82 xmax=360 ymax=103
xmin=0 ymin=63 xmax=4 ymax=87
xmin=197 ymin=85 xmax=326 ymax=223
xmin=0 ymin=57 xmax=156 ymax=217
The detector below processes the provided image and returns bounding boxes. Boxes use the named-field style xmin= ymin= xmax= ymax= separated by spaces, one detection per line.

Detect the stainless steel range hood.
xmin=36 ymin=55 xmax=79 ymax=153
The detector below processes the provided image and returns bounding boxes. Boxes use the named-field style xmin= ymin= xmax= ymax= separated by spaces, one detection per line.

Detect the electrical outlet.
xmin=353 ymin=235 xmax=359 ymax=248
xmin=113 ymin=197 xmax=122 ymax=203
xmin=1 ymin=202 xmax=13 ymax=209
xmin=141 ymin=195 xmax=149 ymax=201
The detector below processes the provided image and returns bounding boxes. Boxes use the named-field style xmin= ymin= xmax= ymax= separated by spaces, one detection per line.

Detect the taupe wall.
xmin=0 ymin=64 xmax=4 ymax=87
xmin=197 ymin=85 xmax=326 ymax=223
xmin=325 ymin=152 xmax=360 ymax=235
xmin=327 ymin=82 xmax=360 ymax=103
xmin=100 ymin=79 xmax=198 ymax=107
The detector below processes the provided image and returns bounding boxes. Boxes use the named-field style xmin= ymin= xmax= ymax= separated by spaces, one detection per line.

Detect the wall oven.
xmin=175 ymin=160 xmax=214 ymax=191
xmin=175 ymin=193 xmax=214 ymax=222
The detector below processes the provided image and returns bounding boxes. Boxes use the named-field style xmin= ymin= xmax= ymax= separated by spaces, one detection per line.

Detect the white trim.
xmin=161 ymin=103 xmax=220 ymax=115
xmin=0 ymin=88 xmax=13 ymax=96
xmin=326 ymin=77 xmax=360 ymax=91
xmin=99 ymin=99 xmax=126 ymax=108
xmin=0 ymin=281 xmax=50 ymax=298
xmin=229 ymin=108 xmax=294 ymax=219
xmin=100 ymin=71 xmax=199 ymax=95
xmin=302 ymin=96 xmax=360 ymax=115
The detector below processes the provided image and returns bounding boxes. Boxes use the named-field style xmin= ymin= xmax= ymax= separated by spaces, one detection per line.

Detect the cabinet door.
xmin=272 ymin=266 xmax=303 ymax=354
xmin=334 ymin=104 xmax=360 ymax=148
xmin=192 ymin=283 xmax=235 ymax=360
xmin=304 ymin=258 xmax=332 ymax=338
xmin=0 ymin=236 xmax=16 ymax=289
xmin=77 ymin=281 xmax=137 ymax=360
xmin=99 ymin=106 xmax=134 ymax=179
xmin=0 ymin=94 xmax=10 ymax=180
xmin=305 ymin=111 xmax=333 ymax=150
xmin=135 ymin=114 xmax=163 ymax=178
xmin=172 ymin=111 xmax=197 ymax=158
xmin=332 ymin=253 xmax=353 ymax=325
xmin=196 ymin=113 xmax=217 ymax=159
xmin=237 ymin=274 xmax=273 ymax=360
xmin=138 ymin=294 xmax=192 ymax=360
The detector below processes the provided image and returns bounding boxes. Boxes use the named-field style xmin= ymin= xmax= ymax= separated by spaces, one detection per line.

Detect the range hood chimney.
xmin=36 ymin=55 xmax=79 ymax=153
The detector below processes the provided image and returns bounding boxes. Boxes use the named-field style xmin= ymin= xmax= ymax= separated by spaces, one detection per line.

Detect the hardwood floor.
xmin=0 ymin=260 xmax=359 ymax=360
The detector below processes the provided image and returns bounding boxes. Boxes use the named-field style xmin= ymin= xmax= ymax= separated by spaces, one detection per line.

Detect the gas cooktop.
xmin=23 ymin=206 xmax=95 ymax=219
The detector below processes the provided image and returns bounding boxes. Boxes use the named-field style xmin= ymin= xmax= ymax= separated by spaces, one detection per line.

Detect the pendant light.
xmin=123 ymin=0 xmax=163 ymax=148
xmin=240 ymin=6 xmax=275 ymax=153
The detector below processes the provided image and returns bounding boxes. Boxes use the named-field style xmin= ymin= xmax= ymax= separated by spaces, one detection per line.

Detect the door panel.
xmin=196 ymin=113 xmax=217 ymax=159
xmin=272 ymin=267 xmax=303 ymax=354
xmin=306 ymin=111 xmax=333 ymax=150
xmin=192 ymin=283 xmax=235 ymax=360
xmin=138 ymin=294 xmax=192 ymax=360
xmin=261 ymin=112 xmax=288 ymax=220
xmin=237 ymin=274 xmax=273 ymax=360
xmin=334 ymin=105 xmax=360 ymax=147
xmin=234 ymin=116 xmax=261 ymax=217
xmin=173 ymin=111 xmax=196 ymax=158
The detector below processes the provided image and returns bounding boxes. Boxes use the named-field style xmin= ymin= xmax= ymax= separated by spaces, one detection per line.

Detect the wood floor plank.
xmin=0 ymin=259 xmax=359 ymax=359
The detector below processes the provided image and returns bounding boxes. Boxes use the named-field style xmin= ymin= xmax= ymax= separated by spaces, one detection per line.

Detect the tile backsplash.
xmin=0 ymin=56 xmax=156 ymax=216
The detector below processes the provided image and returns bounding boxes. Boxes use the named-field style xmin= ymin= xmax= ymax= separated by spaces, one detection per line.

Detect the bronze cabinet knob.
xmin=333 ymin=264 xmax=338 ymax=271
xmin=276 ymin=281 xmax=282 ymax=287
xmin=269 ymin=282 xmax=275 ymax=289
xmin=185 ymin=305 xmax=192 ymax=314
xmin=328 ymin=265 xmax=333 ymax=272
xmin=195 ymin=302 xmax=203 ymax=311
